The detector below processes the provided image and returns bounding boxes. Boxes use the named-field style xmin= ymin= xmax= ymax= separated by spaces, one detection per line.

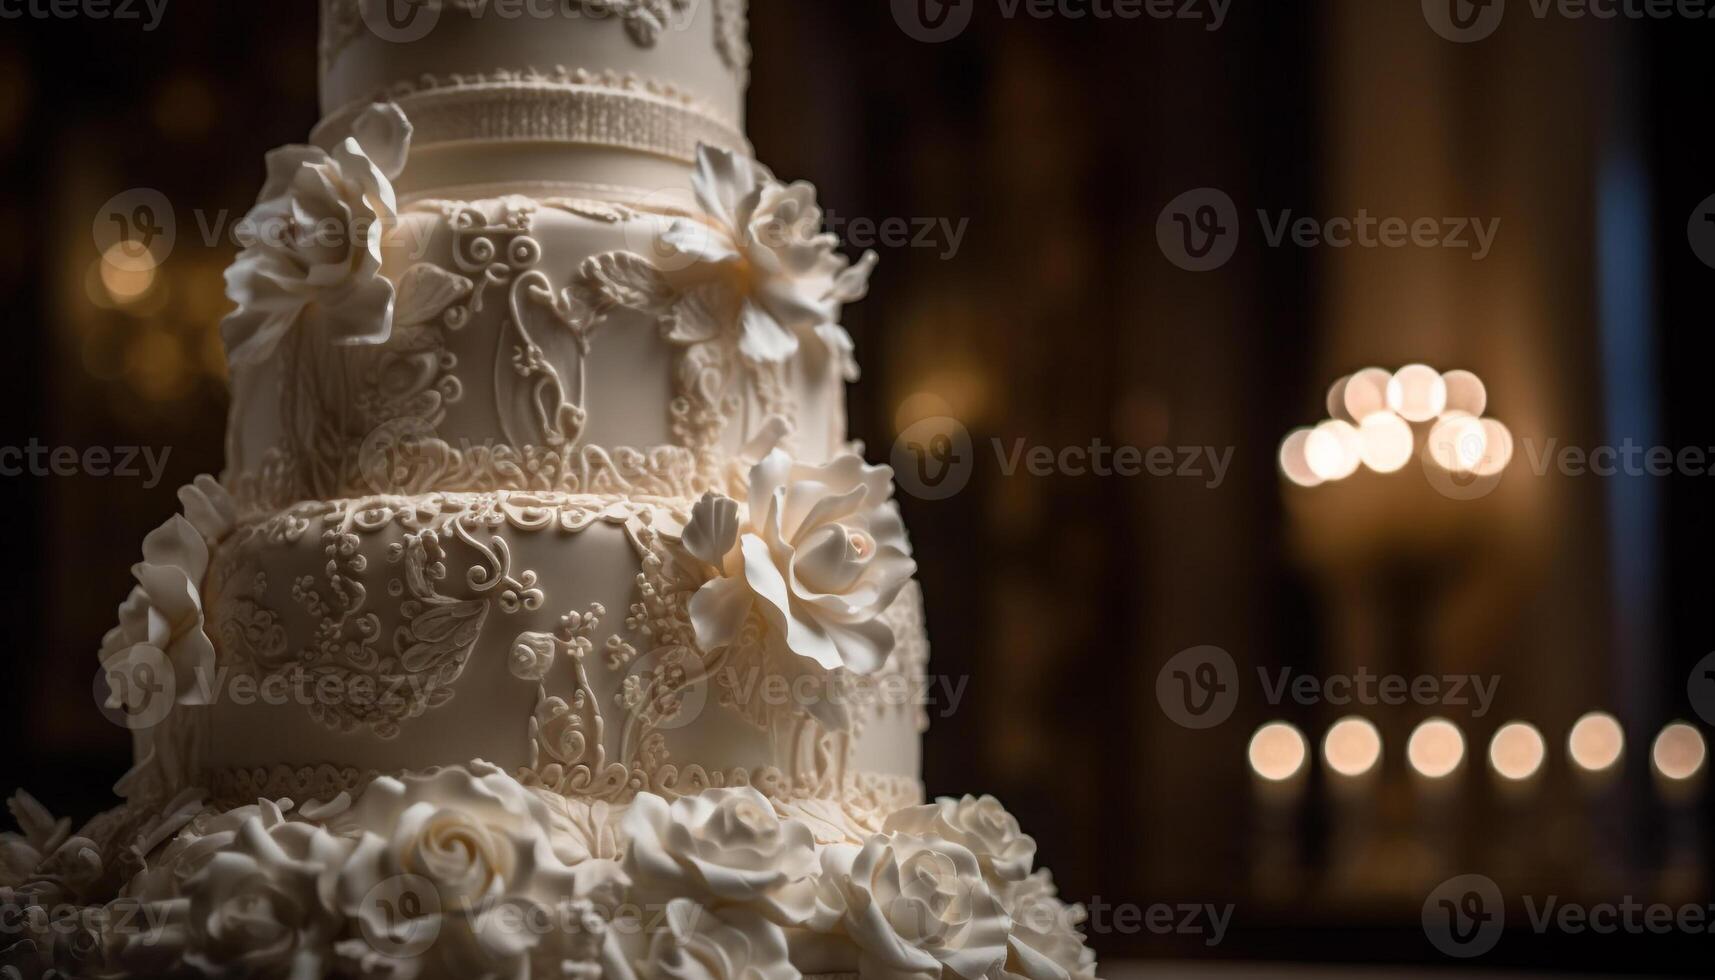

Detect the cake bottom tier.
xmin=0 ymin=761 xmax=1099 ymax=980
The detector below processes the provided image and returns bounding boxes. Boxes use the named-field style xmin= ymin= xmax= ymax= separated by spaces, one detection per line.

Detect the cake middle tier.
xmin=226 ymin=191 xmax=852 ymax=514
xmin=197 ymin=491 xmax=927 ymax=813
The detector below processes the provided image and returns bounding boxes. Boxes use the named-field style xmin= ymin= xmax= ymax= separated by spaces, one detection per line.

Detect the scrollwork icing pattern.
xmin=205 ymin=492 xmax=929 ymax=813
xmin=229 ymin=191 xmax=818 ymax=514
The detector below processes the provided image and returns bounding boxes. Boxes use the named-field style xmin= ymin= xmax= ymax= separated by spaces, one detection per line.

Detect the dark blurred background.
xmin=2 ymin=1 xmax=1713 ymax=974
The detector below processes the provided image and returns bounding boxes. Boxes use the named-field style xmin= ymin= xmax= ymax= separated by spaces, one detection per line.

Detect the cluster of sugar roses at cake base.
xmin=0 ymin=767 xmax=1096 ymax=980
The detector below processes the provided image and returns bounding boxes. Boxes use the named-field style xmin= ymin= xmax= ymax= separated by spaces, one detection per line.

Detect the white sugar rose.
xmin=640 ymin=898 xmax=798 ymax=980
xmin=180 ymin=817 xmax=354 ymax=979
xmin=222 ymin=101 xmax=412 ymax=368
xmin=999 ymin=870 xmax=1098 ymax=980
xmin=684 ymin=450 xmax=916 ymax=689
xmin=335 ymin=763 xmax=625 ymax=979
xmin=883 ymin=795 xmax=1037 ymax=884
xmin=622 ymin=789 xmax=819 ymax=924
xmin=663 ymin=144 xmax=877 ymax=379
xmin=0 ymin=792 xmax=69 ymax=889
xmin=823 ymin=832 xmax=1011 ymax=980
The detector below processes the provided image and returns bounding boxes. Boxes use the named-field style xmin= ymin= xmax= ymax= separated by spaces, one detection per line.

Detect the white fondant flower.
xmin=663 ymin=144 xmax=877 ymax=379
xmin=684 ymin=451 xmax=915 ymax=682
xmin=180 ymin=817 xmax=354 ymax=979
xmin=622 ymin=789 xmax=819 ymax=925
xmin=0 ymin=792 xmax=70 ymax=889
xmin=883 ymin=795 xmax=1037 ymax=885
xmin=998 ymin=870 xmax=1098 ymax=980
xmin=100 ymin=476 xmax=237 ymax=710
xmin=509 ymin=631 xmax=558 ymax=682
xmin=222 ymin=101 xmax=412 ymax=369
xmin=641 ymin=898 xmax=798 ymax=980
xmin=335 ymin=763 xmax=625 ymax=978
xmin=823 ymin=832 xmax=1011 ymax=980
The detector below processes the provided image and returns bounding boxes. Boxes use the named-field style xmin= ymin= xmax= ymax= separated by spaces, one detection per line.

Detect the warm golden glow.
xmin=893 ymin=391 xmax=956 ymax=435
xmin=1343 ymin=367 xmax=1393 ymax=422
xmin=1279 ymin=427 xmax=1323 ymax=488
xmin=1306 ymin=420 xmax=1362 ymax=482
xmin=1652 ymin=722 xmax=1707 ymax=781
xmin=1358 ymin=412 xmax=1414 ymax=474
xmin=1323 ymin=716 xmax=1382 ymax=777
xmin=1568 ymin=712 xmax=1624 ymax=773
xmin=1387 ymin=364 xmax=1448 ymax=422
xmin=1489 ymin=722 xmax=1546 ymax=781
xmin=1325 ymin=375 xmax=1351 ymax=422
xmin=1249 ymin=722 xmax=1308 ymax=782
xmin=98 ymin=243 xmax=158 ymax=304
xmin=1473 ymin=418 xmax=1514 ymax=477
xmin=1425 ymin=414 xmax=1487 ymax=474
xmin=1441 ymin=369 xmax=1488 ymax=417
xmin=1407 ymin=718 xmax=1466 ymax=779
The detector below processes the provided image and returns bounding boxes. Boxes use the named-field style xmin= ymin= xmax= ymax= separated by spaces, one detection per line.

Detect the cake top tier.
xmin=319 ymin=0 xmax=750 ymax=124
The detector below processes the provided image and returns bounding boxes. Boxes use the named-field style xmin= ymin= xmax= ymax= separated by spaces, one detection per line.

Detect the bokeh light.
xmin=1408 ymin=718 xmax=1466 ymax=779
xmin=1386 ymin=363 xmax=1448 ymax=422
xmin=1323 ymin=716 xmax=1383 ymax=777
xmin=1568 ymin=712 xmax=1625 ymax=773
xmin=1652 ymin=722 xmax=1707 ymax=781
xmin=1489 ymin=722 xmax=1546 ymax=781
xmin=1249 ymin=722 xmax=1309 ymax=782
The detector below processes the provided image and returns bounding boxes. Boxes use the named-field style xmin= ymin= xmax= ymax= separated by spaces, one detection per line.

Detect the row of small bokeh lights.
xmin=1279 ymin=365 xmax=1515 ymax=487
xmin=1247 ymin=713 xmax=1708 ymax=784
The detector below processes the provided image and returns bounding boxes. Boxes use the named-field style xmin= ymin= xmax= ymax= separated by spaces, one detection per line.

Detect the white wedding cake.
xmin=0 ymin=4 xmax=1100 ymax=978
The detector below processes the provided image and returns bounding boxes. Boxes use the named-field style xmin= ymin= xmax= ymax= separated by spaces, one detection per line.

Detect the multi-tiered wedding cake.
xmin=1 ymin=4 xmax=1099 ymax=978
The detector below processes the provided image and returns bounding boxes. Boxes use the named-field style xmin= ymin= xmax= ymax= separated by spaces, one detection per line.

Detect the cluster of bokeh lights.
xmin=1279 ymin=364 xmax=1515 ymax=487
xmin=1247 ymin=713 xmax=1706 ymax=784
